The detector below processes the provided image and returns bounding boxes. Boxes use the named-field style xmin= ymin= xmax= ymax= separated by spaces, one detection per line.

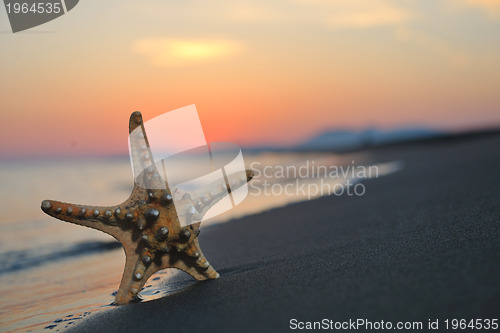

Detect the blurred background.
xmin=1 ymin=0 xmax=499 ymax=331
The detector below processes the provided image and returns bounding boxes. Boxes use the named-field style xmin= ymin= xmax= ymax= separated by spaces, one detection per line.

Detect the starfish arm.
xmin=191 ymin=169 xmax=254 ymax=218
xmin=129 ymin=111 xmax=166 ymax=190
xmin=113 ymin=246 xmax=162 ymax=305
xmin=40 ymin=184 xmax=154 ymax=239
xmin=161 ymin=238 xmax=219 ymax=280
xmin=40 ymin=199 xmax=129 ymax=242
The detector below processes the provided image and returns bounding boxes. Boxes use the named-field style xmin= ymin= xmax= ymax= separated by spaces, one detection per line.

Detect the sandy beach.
xmin=61 ymin=134 xmax=500 ymax=332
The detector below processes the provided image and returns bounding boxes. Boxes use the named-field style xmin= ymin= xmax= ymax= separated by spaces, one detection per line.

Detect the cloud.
xmin=134 ymin=38 xmax=245 ymax=67
xmin=327 ymin=6 xmax=411 ymax=28
xmin=203 ymin=0 xmax=413 ymax=29
xmin=224 ymin=3 xmax=280 ymax=22
xmin=288 ymin=0 xmax=412 ymax=29
xmin=395 ymin=28 xmax=469 ymax=67
xmin=461 ymin=0 xmax=500 ymax=19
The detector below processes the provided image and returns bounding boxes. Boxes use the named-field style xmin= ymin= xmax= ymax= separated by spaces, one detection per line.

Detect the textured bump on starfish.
xmin=41 ymin=111 xmax=253 ymax=305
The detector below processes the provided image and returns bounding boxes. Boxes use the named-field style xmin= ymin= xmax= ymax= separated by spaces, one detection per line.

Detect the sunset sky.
xmin=1 ymin=0 xmax=499 ymax=157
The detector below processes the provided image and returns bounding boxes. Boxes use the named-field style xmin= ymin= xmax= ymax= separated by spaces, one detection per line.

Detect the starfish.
xmin=41 ymin=111 xmax=253 ymax=305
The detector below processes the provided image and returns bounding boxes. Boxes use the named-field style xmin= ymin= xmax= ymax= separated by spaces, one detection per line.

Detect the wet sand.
xmin=68 ymin=134 xmax=500 ymax=332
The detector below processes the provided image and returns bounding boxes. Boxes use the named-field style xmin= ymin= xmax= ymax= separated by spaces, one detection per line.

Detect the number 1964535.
xmin=6 ymin=2 xmax=62 ymax=14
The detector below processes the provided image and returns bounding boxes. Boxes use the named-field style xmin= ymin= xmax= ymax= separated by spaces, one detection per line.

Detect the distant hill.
xmin=241 ymin=127 xmax=500 ymax=154
xmin=300 ymin=127 xmax=444 ymax=151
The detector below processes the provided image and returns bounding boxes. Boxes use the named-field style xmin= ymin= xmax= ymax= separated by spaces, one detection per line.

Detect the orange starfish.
xmin=41 ymin=111 xmax=253 ymax=305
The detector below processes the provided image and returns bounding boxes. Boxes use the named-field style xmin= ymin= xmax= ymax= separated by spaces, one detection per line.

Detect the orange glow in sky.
xmin=0 ymin=0 xmax=499 ymax=157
